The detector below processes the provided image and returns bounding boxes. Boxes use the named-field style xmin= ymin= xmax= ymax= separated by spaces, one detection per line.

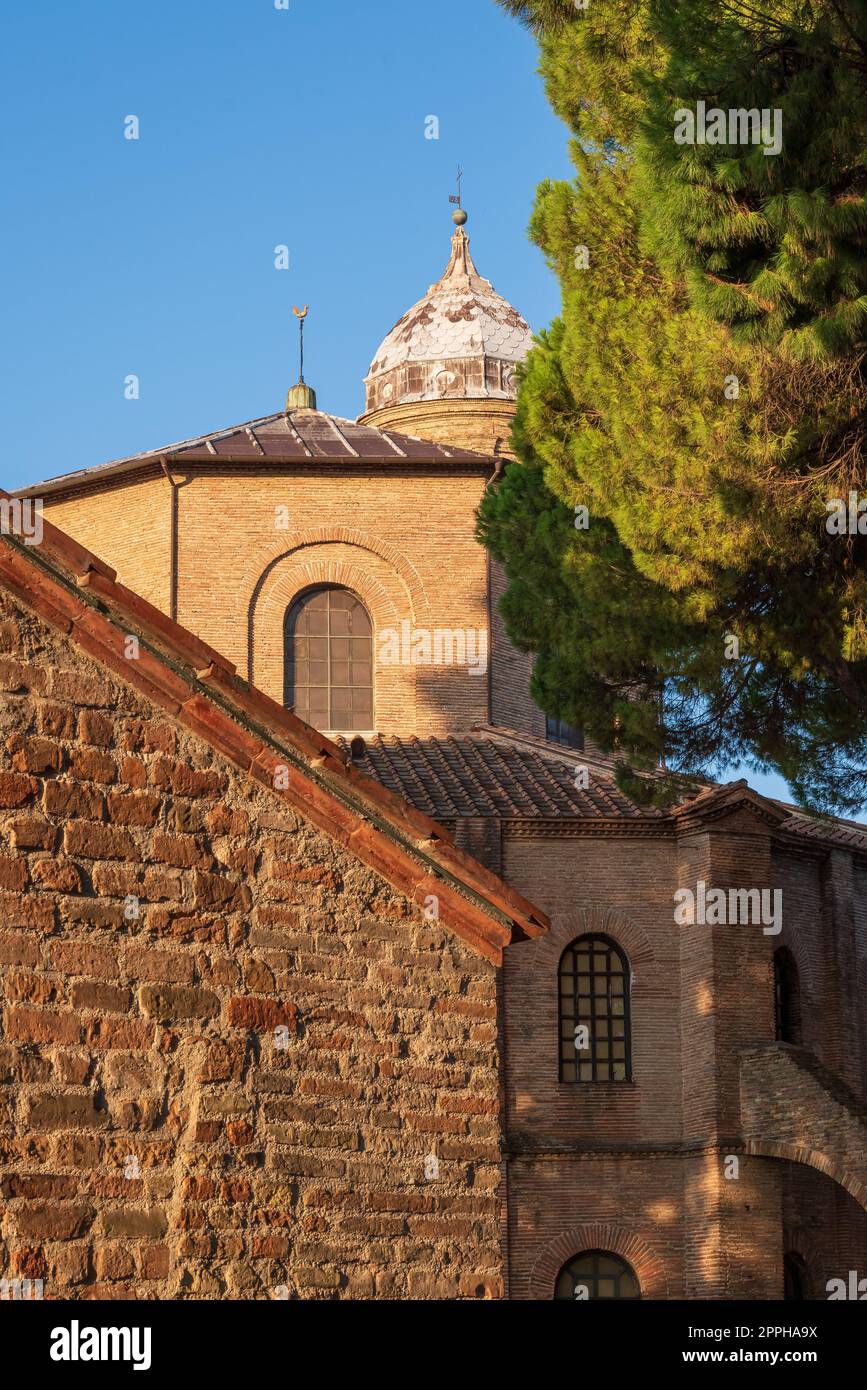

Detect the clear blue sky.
xmin=0 ymin=0 xmax=826 ymax=810
xmin=1 ymin=0 xmax=570 ymax=483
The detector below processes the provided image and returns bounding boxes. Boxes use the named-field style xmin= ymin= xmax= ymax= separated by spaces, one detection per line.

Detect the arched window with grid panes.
xmin=284 ymin=586 xmax=373 ymax=732
xmin=554 ymin=1250 xmax=641 ymax=1300
xmin=559 ymin=934 xmax=632 ymax=1082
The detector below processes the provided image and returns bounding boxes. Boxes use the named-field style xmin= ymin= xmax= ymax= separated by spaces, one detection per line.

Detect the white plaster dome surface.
xmin=364 ymin=226 xmax=533 ymax=407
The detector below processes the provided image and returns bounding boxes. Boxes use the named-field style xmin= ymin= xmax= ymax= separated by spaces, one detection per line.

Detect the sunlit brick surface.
xmin=0 ymin=593 xmax=503 ymax=1300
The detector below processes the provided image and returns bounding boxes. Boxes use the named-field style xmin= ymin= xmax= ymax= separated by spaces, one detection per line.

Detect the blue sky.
xmin=1 ymin=0 xmax=570 ymax=484
xmin=0 ymin=0 xmax=831 ymax=810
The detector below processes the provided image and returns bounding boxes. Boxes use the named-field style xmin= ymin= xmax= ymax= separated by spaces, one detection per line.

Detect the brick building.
xmin=4 ymin=215 xmax=867 ymax=1299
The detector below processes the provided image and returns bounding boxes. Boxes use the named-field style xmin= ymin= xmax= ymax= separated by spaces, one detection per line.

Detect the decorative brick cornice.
xmin=505 ymin=1139 xmax=746 ymax=1158
xmin=16 ymin=411 xmax=494 ymax=499
xmin=674 ymin=781 xmax=789 ymax=834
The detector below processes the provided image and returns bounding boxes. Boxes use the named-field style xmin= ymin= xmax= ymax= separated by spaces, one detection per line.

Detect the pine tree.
xmin=639 ymin=1 xmax=867 ymax=361
xmin=479 ymin=0 xmax=867 ymax=814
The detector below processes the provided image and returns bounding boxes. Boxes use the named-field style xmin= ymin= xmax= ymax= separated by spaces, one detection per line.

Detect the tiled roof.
xmin=0 ymin=490 xmax=548 ymax=962
xmin=18 ymin=410 xmax=494 ymax=498
xmin=670 ymin=777 xmax=867 ymax=850
xmin=335 ymin=731 xmax=666 ymax=822
xmin=364 ymin=227 xmax=533 ymax=396
xmin=336 ymin=731 xmax=867 ymax=852
xmin=776 ymin=805 xmax=867 ymax=851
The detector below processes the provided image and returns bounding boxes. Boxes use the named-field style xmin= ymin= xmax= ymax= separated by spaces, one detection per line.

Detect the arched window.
xmin=774 ymin=947 xmax=802 ymax=1045
xmin=285 ymin=586 xmax=373 ymax=732
xmin=559 ymin=934 xmax=632 ymax=1082
xmin=555 ymin=1250 xmax=641 ymax=1301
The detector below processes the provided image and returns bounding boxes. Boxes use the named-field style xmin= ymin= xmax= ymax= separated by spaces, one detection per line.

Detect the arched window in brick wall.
xmin=284 ymin=586 xmax=373 ymax=732
xmin=559 ymin=934 xmax=632 ymax=1082
xmin=774 ymin=947 xmax=802 ymax=1046
xmin=555 ymin=1250 xmax=641 ymax=1300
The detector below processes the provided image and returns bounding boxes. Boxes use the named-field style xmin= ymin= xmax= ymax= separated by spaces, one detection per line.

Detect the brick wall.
xmin=489 ymin=560 xmax=545 ymax=739
xmin=0 ymin=591 xmax=502 ymax=1299
xmin=498 ymin=820 xmax=867 ymax=1298
xmin=41 ymin=466 xmax=496 ymax=738
xmin=360 ymin=399 xmax=518 ymax=461
xmin=42 ymin=475 xmax=172 ymax=618
xmin=740 ymin=1045 xmax=867 ymax=1209
xmin=502 ymin=833 xmax=684 ymax=1147
xmin=14 ymin=443 xmax=867 ymax=1300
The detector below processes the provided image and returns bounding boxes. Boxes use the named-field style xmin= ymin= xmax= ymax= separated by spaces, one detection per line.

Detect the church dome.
xmin=363 ymin=220 xmax=533 ymax=415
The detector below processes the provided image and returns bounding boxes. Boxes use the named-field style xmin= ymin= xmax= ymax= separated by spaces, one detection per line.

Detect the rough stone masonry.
xmin=0 ymin=590 xmax=505 ymax=1299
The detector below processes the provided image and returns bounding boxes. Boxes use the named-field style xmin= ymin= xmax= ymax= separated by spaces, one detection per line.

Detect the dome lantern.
xmin=359 ymin=214 xmax=532 ymax=455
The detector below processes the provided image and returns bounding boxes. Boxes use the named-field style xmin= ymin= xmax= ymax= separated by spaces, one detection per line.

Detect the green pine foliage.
xmin=638 ymin=1 xmax=867 ymax=361
xmin=479 ymin=0 xmax=867 ymax=814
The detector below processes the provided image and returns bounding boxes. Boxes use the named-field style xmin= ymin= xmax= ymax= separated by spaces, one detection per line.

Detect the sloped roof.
xmin=669 ymin=776 xmax=867 ymax=849
xmin=17 ymin=410 xmax=494 ymax=498
xmin=0 ymin=491 xmax=547 ymax=963
xmin=336 ymin=730 xmax=867 ymax=853
xmin=364 ymin=226 xmax=533 ymax=397
xmin=336 ymin=730 xmax=664 ymax=822
xmin=775 ymin=804 xmax=867 ymax=851
xmin=4 ymin=503 xmax=861 ymax=874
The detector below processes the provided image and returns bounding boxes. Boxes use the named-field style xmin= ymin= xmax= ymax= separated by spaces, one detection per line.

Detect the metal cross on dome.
xmin=449 ymin=166 xmax=464 ymax=210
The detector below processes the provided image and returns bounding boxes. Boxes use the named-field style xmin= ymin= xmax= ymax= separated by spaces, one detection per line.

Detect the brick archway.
xmin=528 ymin=1224 xmax=670 ymax=1301
xmin=743 ymin=1139 xmax=867 ymax=1213
xmin=248 ymin=543 xmax=424 ymax=731
xmin=766 ymin=938 xmax=816 ymax=1017
xmin=781 ymin=1231 xmax=823 ymax=1301
xmin=551 ymin=909 xmax=655 ymax=971
xmin=780 ymin=936 xmax=815 ymax=1001
xmin=242 ymin=528 xmax=433 ymax=641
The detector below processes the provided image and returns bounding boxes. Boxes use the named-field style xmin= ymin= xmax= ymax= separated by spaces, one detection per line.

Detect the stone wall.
xmin=0 ymin=591 xmax=502 ymax=1299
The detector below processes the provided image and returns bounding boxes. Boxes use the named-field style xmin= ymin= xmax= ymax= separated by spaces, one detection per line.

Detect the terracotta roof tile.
xmin=336 ymin=730 xmax=867 ymax=852
xmin=336 ymin=731 xmax=664 ymax=822
xmin=775 ymin=807 xmax=867 ymax=852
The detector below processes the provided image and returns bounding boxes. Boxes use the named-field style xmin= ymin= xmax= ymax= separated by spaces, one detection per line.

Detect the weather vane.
xmin=449 ymin=167 xmax=467 ymax=226
xmin=293 ymin=305 xmax=309 ymax=384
